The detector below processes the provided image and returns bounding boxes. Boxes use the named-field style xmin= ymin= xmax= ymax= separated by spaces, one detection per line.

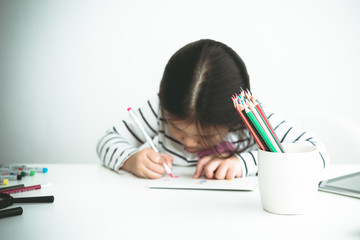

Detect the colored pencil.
xmin=232 ymin=96 xmax=266 ymax=151
xmin=232 ymin=89 xmax=284 ymax=153
xmin=246 ymin=90 xmax=285 ymax=152
xmin=235 ymin=94 xmax=270 ymax=151
xmin=245 ymin=98 xmax=281 ymax=152
xmin=243 ymin=101 xmax=277 ymax=152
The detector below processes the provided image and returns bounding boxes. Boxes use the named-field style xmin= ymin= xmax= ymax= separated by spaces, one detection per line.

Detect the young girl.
xmin=96 ymin=39 xmax=329 ymax=179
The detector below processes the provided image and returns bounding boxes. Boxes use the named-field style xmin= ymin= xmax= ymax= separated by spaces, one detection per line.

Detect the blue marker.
xmin=24 ymin=167 xmax=47 ymax=173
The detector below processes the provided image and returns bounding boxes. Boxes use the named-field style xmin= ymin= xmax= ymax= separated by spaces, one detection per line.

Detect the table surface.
xmin=0 ymin=163 xmax=359 ymax=240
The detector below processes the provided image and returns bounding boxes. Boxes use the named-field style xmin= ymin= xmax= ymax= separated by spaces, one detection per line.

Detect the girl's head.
xmin=159 ymin=39 xmax=251 ymax=153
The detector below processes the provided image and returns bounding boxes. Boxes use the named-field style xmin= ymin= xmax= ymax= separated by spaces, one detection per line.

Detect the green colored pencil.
xmin=244 ymin=104 xmax=278 ymax=152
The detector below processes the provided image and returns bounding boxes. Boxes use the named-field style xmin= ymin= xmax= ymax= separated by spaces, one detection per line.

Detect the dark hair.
xmin=159 ymin=39 xmax=253 ymax=155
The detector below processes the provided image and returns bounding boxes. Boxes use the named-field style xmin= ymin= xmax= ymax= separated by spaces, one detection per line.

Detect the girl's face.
xmin=167 ymin=118 xmax=229 ymax=153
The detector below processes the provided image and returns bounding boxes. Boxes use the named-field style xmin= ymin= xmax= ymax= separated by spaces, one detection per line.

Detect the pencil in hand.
xmin=127 ymin=107 xmax=174 ymax=177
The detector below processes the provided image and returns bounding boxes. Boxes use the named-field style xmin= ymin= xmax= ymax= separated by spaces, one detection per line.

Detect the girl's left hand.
xmin=193 ymin=155 xmax=243 ymax=180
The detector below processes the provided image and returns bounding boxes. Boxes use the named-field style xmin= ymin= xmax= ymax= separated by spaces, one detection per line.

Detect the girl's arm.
xmin=235 ymin=107 xmax=330 ymax=177
xmin=96 ymin=95 xmax=160 ymax=171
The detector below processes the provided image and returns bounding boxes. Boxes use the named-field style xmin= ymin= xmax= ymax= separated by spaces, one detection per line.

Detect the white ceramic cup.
xmin=258 ymin=143 xmax=321 ymax=215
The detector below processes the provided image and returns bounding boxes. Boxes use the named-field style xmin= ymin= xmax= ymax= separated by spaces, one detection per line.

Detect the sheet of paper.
xmin=148 ymin=176 xmax=258 ymax=191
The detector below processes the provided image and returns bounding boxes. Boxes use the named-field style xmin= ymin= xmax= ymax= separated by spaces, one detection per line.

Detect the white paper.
xmin=148 ymin=176 xmax=258 ymax=191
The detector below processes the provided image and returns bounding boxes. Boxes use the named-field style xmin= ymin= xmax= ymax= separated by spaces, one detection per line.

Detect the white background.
xmin=1 ymin=0 xmax=359 ymax=164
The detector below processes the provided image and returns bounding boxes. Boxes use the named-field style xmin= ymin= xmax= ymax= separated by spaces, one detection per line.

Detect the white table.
xmin=0 ymin=163 xmax=359 ymax=240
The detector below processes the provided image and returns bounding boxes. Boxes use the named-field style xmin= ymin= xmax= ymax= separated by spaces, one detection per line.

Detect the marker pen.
xmin=0 ymin=183 xmax=51 ymax=194
xmin=20 ymin=170 xmax=36 ymax=176
xmin=0 ymin=207 xmax=23 ymax=218
xmin=0 ymin=174 xmax=21 ymax=181
xmin=4 ymin=165 xmax=48 ymax=173
xmin=0 ymin=179 xmax=8 ymax=185
xmin=0 ymin=170 xmax=34 ymax=177
xmin=0 ymin=184 xmax=25 ymax=191
xmin=25 ymin=167 xmax=47 ymax=173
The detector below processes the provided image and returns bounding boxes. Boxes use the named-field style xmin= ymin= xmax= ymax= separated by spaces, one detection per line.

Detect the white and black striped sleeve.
xmin=96 ymin=96 xmax=160 ymax=171
xmin=267 ymin=110 xmax=329 ymax=169
xmin=235 ymin=149 xmax=258 ymax=177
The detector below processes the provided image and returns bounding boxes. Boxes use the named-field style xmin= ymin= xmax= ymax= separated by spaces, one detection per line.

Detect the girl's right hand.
xmin=120 ymin=148 xmax=173 ymax=179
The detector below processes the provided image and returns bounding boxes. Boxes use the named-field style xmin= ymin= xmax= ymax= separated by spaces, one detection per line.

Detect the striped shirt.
xmin=96 ymin=95 xmax=329 ymax=177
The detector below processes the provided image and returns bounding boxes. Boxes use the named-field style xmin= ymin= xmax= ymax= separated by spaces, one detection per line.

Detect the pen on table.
xmin=0 ymin=184 xmax=25 ymax=191
xmin=127 ymin=107 xmax=174 ymax=177
xmin=25 ymin=167 xmax=47 ymax=173
xmin=0 ymin=207 xmax=23 ymax=219
xmin=0 ymin=169 xmax=35 ymax=177
xmin=0 ymin=174 xmax=22 ymax=181
xmin=0 ymin=179 xmax=9 ymax=186
xmin=0 ymin=183 xmax=51 ymax=194
xmin=2 ymin=165 xmax=48 ymax=173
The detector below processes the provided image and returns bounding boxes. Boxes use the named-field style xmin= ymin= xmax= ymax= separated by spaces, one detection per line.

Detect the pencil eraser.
xmin=42 ymin=168 xmax=48 ymax=173
xmin=127 ymin=107 xmax=132 ymax=112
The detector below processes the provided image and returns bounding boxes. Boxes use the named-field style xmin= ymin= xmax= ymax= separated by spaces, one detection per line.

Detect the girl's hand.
xmin=193 ymin=155 xmax=242 ymax=180
xmin=121 ymin=148 xmax=173 ymax=179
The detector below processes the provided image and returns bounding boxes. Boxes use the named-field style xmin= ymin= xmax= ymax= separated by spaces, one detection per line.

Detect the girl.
xmin=96 ymin=39 xmax=329 ymax=179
